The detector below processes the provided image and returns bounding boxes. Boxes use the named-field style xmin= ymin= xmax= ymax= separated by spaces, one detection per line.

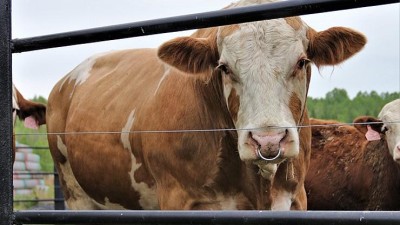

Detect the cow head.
xmin=11 ymin=85 xmax=46 ymax=164
xmin=157 ymin=0 xmax=366 ymax=166
xmin=12 ymin=85 xmax=46 ymax=128
xmin=354 ymin=99 xmax=400 ymax=163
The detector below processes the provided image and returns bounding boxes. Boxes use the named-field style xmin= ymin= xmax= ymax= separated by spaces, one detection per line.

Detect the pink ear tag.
xmin=365 ymin=125 xmax=381 ymax=141
xmin=24 ymin=116 xmax=39 ymax=129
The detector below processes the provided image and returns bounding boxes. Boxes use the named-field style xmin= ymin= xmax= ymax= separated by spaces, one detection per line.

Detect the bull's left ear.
xmin=307 ymin=27 xmax=367 ymax=67
xmin=353 ymin=116 xmax=383 ymax=136
xmin=157 ymin=36 xmax=218 ymax=74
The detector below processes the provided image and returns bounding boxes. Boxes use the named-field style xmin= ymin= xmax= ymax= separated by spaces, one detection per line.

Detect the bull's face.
xmin=158 ymin=16 xmax=366 ymax=164
xmin=379 ymin=99 xmax=400 ymax=163
xmin=216 ymin=18 xmax=311 ymax=162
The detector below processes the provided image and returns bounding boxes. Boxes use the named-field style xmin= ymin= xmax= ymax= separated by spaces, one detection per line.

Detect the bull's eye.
xmin=297 ymin=58 xmax=311 ymax=70
xmin=217 ymin=63 xmax=231 ymax=75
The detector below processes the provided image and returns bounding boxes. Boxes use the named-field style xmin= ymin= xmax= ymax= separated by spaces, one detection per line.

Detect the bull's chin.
xmin=238 ymin=141 xmax=299 ymax=162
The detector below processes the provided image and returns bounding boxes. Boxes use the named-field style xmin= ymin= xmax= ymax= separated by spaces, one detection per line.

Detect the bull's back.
xmin=306 ymin=119 xmax=370 ymax=210
xmin=46 ymin=49 xmax=163 ymax=209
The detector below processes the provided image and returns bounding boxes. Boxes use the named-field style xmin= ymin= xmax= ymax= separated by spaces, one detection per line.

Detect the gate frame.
xmin=1 ymin=0 xmax=399 ymax=224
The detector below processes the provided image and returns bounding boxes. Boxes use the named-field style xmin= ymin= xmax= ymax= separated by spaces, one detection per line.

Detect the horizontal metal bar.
xmin=13 ymin=172 xmax=56 ymax=175
xmin=16 ymin=146 xmax=49 ymax=150
xmin=14 ymin=210 xmax=400 ymax=225
xmin=14 ymin=198 xmax=65 ymax=203
xmin=11 ymin=0 xmax=399 ymax=53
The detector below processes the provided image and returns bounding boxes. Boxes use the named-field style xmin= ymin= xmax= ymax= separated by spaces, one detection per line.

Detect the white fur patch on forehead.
xmin=378 ymin=99 xmax=400 ymax=122
xmin=219 ymin=18 xmax=308 ymax=77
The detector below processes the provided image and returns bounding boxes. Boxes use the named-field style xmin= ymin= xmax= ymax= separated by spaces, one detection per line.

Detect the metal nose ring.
xmin=257 ymin=145 xmax=281 ymax=161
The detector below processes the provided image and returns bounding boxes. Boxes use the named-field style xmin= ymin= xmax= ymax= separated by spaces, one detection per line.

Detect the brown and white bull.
xmin=11 ymin=85 xmax=47 ymax=164
xmin=306 ymin=99 xmax=400 ymax=210
xmin=46 ymin=0 xmax=366 ymax=210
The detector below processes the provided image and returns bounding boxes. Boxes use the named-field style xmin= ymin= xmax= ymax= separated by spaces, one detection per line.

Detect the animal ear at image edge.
xmin=353 ymin=116 xmax=383 ymax=141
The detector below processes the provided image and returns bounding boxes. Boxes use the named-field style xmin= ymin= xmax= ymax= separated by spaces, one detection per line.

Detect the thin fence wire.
xmin=14 ymin=120 xmax=400 ymax=136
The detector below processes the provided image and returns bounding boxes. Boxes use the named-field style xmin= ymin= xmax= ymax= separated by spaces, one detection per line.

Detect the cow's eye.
xmin=297 ymin=58 xmax=311 ymax=70
xmin=382 ymin=125 xmax=389 ymax=133
xmin=217 ymin=63 xmax=231 ymax=75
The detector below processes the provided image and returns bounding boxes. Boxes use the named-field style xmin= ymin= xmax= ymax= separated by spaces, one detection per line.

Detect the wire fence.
xmin=12 ymin=146 xmax=65 ymax=210
xmin=13 ymin=120 xmax=400 ymax=136
xmin=1 ymin=0 xmax=400 ymax=224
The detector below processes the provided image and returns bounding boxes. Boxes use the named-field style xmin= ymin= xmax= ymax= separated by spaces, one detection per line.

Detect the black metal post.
xmin=54 ymin=166 xmax=65 ymax=210
xmin=11 ymin=0 xmax=399 ymax=53
xmin=0 ymin=0 xmax=13 ymax=225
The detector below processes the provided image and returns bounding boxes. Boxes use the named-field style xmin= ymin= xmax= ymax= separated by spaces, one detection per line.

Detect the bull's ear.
xmin=307 ymin=27 xmax=367 ymax=67
xmin=157 ymin=36 xmax=218 ymax=74
xmin=353 ymin=116 xmax=383 ymax=135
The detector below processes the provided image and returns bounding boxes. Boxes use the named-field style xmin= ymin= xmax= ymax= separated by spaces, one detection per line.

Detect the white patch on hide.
xmin=59 ymin=51 xmax=112 ymax=97
xmin=93 ymin=197 xmax=127 ymax=210
xmin=121 ymin=110 xmax=159 ymax=209
xmin=217 ymin=195 xmax=238 ymax=210
xmin=271 ymin=190 xmax=293 ymax=210
xmin=57 ymin=136 xmax=98 ymax=209
xmin=154 ymin=65 xmax=171 ymax=96
xmin=12 ymin=84 xmax=19 ymax=125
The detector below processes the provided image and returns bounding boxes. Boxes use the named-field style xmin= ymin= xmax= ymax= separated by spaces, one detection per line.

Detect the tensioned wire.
xmin=14 ymin=120 xmax=400 ymax=136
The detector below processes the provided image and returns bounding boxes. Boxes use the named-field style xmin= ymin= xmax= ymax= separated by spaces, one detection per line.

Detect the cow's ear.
xmin=158 ymin=36 xmax=218 ymax=74
xmin=15 ymin=90 xmax=47 ymax=126
xmin=307 ymin=27 xmax=367 ymax=67
xmin=353 ymin=116 xmax=383 ymax=135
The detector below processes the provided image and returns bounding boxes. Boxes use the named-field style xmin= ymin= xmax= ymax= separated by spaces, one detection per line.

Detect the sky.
xmin=11 ymin=0 xmax=400 ymax=100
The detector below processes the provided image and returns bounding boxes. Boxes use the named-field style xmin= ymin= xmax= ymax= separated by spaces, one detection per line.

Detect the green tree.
xmin=307 ymin=89 xmax=399 ymax=123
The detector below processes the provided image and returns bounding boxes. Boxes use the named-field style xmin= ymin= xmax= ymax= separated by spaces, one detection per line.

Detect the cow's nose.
xmin=251 ymin=130 xmax=286 ymax=150
xmin=250 ymin=129 xmax=287 ymax=161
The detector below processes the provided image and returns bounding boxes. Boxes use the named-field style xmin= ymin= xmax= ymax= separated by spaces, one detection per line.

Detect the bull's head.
xmin=157 ymin=1 xmax=366 ymax=169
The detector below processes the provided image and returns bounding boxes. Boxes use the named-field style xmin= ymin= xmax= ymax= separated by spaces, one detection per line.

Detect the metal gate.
xmin=1 ymin=0 xmax=399 ymax=224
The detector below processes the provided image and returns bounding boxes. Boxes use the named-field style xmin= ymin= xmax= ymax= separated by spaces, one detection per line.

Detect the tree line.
xmin=307 ymin=88 xmax=399 ymax=123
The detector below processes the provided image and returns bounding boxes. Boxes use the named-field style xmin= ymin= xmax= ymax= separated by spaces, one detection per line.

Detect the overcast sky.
xmin=11 ymin=0 xmax=400 ymax=99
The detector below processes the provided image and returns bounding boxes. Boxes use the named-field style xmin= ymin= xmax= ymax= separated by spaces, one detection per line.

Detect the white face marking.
xmin=217 ymin=17 xmax=310 ymax=162
xmin=154 ymin=65 xmax=171 ymax=96
xmin=378 ymin=99 xmax=400 ymax=162
xmin=121 ymin=110 xmax=159 ymax=209
xmin=271 ymin=190 xmax=293 ymax=210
